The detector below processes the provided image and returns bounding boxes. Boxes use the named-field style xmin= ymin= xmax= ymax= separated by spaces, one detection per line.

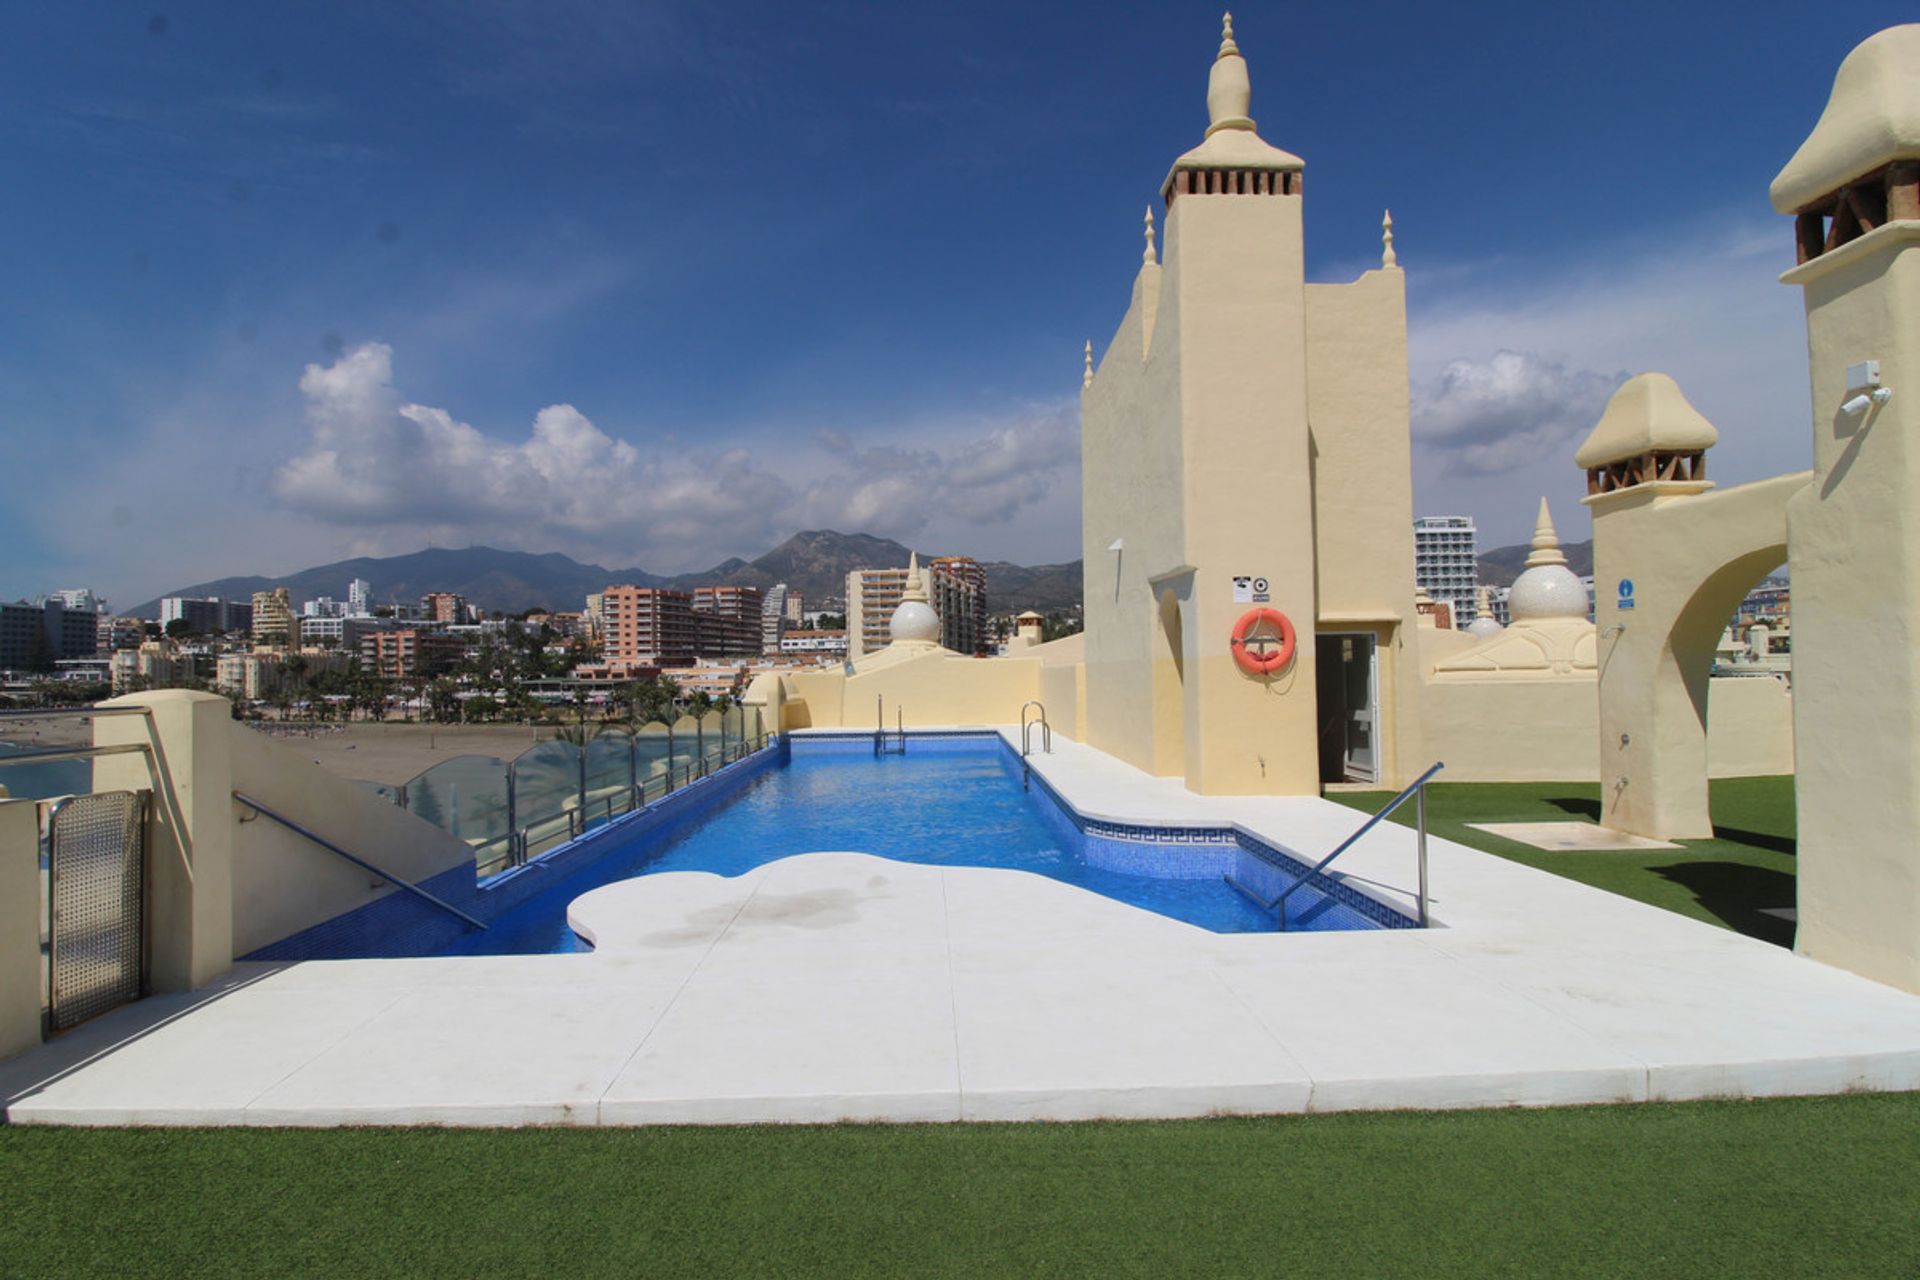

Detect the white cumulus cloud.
xmin=1413 ymin=350 xmax=1627 ymax=475
xmin=271 ymin=342 xmax=1082 ymax=571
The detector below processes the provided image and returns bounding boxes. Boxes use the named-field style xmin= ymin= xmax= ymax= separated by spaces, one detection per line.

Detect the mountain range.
xmin=132 ymin=529 xmax=1575 ymax=620
xmin=1474 ymin=539 xmax=1595 ymax=588
xmin=130 ymin=531 xmax=1086 ymax=619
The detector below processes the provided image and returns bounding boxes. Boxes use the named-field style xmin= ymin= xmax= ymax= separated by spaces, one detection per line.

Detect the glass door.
xmin=1341 ymin=634 xmax=1379 ymax=784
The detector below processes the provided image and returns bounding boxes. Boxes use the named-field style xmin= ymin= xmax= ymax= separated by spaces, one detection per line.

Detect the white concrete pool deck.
xmin=7 ymin=728 xmax=1920 ymax=1125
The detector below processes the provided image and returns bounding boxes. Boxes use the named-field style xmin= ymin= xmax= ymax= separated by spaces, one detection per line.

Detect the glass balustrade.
xmin=382 ymin=713 xmax=775 ymax=880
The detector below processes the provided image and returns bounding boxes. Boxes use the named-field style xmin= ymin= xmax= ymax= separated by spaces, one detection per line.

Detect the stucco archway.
xmin=1589 ymin=474 xmax=1806 ymax=839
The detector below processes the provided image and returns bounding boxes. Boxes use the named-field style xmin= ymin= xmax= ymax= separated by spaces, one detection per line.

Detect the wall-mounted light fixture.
xmin=1842 ymin=360 xmax=1894 ymax=417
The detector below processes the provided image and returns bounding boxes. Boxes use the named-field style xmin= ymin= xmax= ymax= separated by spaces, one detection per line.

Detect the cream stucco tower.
xmin=1082 ymin=17 xmax=1419 ymax=795
xmin=1772 ymin=26 xmax=1920 ymax=990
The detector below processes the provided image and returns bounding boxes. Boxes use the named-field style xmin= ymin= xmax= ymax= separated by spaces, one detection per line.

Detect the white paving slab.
xmin=7 ymin=728 xmax=1920 ymax=1126
xmin=1467 ymin=821 xmax=1683 ymax=851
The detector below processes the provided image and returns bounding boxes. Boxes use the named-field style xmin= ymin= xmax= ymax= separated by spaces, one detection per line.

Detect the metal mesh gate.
xmin=47 ymin=790 xmax=147 ymax=1032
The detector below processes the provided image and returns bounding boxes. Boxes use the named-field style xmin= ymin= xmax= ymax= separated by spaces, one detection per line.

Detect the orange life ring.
xmin=1230 ymin=607 xmax=1296 ymax=676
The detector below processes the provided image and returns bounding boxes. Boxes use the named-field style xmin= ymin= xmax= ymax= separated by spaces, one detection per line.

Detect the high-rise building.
xmin=690 ymin=586 xmax=763 ymax=658
xmin=601 ymin=586 xmax=697 ymax=670
xmin=1413 ymin=516 xmax=1478 ymax=627
xmin=930 ymin=556 xmax=989 ymax=655
xmin=0 ymin=598 xmax=100 ymax=671
xmin=347 ymin=578 xmax=373 ymax=617
xmin=846 ymin=567 xmax=911 ymax=658
xmin=251 ymin=587 xmax=296 ymax=646
xmin=160 ymin=596 xmax=253 ymax=636
xmin=422 ymin=592 xmax=468 ymax=625
xmin=50 ymin=588 xmax=104 ymax=614
xmin=760 ymin=583 xmax=791 ymax=655
xmin=360 ymin=629 xmax=465 ymax=681
xmin=783 ymin=592 xmax=805 ymax=625
xmin=846 ymin=561 xmax=984 ymax=658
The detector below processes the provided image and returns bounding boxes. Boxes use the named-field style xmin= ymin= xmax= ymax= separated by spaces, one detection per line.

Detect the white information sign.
xmin=1232 ymin=575 xmax=1272 ymax=604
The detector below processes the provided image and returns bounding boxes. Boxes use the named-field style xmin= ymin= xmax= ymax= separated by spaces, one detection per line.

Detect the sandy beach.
xmin=1 ymin=715 xmax=571 ymax=788
xmin=244 ymin=722 xmax=568 ymax=786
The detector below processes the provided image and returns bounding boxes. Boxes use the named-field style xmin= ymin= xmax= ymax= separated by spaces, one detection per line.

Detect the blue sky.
xmin=0 ymin=1 xmax=1908 ymax=607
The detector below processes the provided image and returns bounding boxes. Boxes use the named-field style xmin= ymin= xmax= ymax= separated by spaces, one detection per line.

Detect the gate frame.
xmin=44 ymin=789 xmax=150 ymax=1035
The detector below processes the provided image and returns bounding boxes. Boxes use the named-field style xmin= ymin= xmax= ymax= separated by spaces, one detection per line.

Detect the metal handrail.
xmin=0 ymin=706 xmax=154 ymax=719
xmin=232 ymin=791 xmax=486 ymax=932
xmin=1247 ymin=761 xmax=1444 ymax=929
xmin=0 ymin=741 xmax=152 ymax=768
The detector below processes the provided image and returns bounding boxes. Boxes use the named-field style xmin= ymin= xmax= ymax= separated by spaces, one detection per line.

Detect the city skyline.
xmin=3 ymin=1 xmax=1907 ymax=605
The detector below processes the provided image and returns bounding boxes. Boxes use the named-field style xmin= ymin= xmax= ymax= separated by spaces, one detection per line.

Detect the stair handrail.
xmin=233 ymin=791 xmax=486 ymax=932
xmin=1254 ymin=761 xmax=1443 ymax=929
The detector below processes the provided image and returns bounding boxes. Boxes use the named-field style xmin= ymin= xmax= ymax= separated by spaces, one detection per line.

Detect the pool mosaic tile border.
xmin=1020 ymin=747 xmax=1415 ymax=928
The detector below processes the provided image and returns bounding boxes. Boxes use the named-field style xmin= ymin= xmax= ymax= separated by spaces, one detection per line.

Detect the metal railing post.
xmin=505 ymin=764 xmax=520 ymax=867
xmin=696 ymin=717 xmax=705 ymax=778
xmin=1416 ymin=782 xmax=1430 ymax=928
xmin=1235 ymin=761 xmax=1445 ymax=927
xmin=576 ymin=734 xmax=587 ymax=822
xmin=666 ymin=721 xmax=676 ymax=792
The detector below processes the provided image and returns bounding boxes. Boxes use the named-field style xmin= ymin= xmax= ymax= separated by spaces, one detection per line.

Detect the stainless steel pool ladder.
xmin=1019 ymin=701 xmax=1051 ymax=790
xmin=1225 ymin=760 xmax=1443 ymax=930
xmin=874 ymin=696 xmax=906 ymax=756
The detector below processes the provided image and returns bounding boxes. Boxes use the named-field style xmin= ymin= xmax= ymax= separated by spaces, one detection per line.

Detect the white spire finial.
xmin=1205 ymin=13 xmax=1254 ymax=135
xmin=902 ymin=552 xmax=929 ymax=603
xmin=1082 ymin=340 xmax=1093 ymax=389
xmin=1143 ymin=206 xmax=1157 ymax=266
xmin=1381 ymin=209 xmax=1397 ymax=268
xmin=1525 ymin=497 xmax=1568 ymax=568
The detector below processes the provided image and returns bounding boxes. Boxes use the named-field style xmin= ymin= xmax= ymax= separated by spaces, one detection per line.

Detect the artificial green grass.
xmin=2 ymin=1096 xmax=1917 ymax=1277
xmin=1334 ymin=775 xmax=1798 ymax=946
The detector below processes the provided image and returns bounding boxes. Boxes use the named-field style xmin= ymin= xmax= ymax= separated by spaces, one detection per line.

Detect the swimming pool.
xmin=433 ymin=734 xmax=1410 ymax=956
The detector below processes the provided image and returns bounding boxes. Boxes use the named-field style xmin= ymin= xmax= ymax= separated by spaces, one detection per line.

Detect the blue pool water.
xmin=436 ymin=737 xmax=1395 ymax=955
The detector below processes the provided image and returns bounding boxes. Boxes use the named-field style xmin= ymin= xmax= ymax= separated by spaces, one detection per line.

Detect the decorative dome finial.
xmin=1143 ymin=206 xmax=1158 ymax=266
xmin=1381 ymin=209 xmax=1397 ymax=268
xmin=1525 ymin=497 xmax=1569 ymax=569
xmin=1509 ymin=497 xmax=1587 ymax=623
xmin=1218 ymin=12 xmax=1239 ymax=59
xmin=1082 ymin=340 xmax=1093 ymax=389
xmin=1205 ymin=13 xmax=1254 ymax=135
xmin=888 ymin=553 xmax=940 ymax=646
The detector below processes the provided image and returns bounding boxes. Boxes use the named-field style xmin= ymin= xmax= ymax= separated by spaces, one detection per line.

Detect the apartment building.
xmin=760 ymin=583 xmax=791 ymax=656
xmin=251 ymin=587 xmax=297 ymax=646
xmin=422 ymin=592 xmax=469 ymax=625
xmin=692 ymin=585 xmax=764 ymax=659
xmin=845 ymin=560 xmax=986 ymax=659
xmin=601 ymin=586 xmax=697 ymax=670
xmin=0 ymin=598 xmax=101 ymax=671
xmin=1413 ymin=516 xmax=1479 ymax=627
xmin=930 ymin=556 xmax=989 ymax=656
xmin=360 ymin=629 xmax=465 ymax=681
xmin=160 ymin=596 xmax=253 ymax=636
